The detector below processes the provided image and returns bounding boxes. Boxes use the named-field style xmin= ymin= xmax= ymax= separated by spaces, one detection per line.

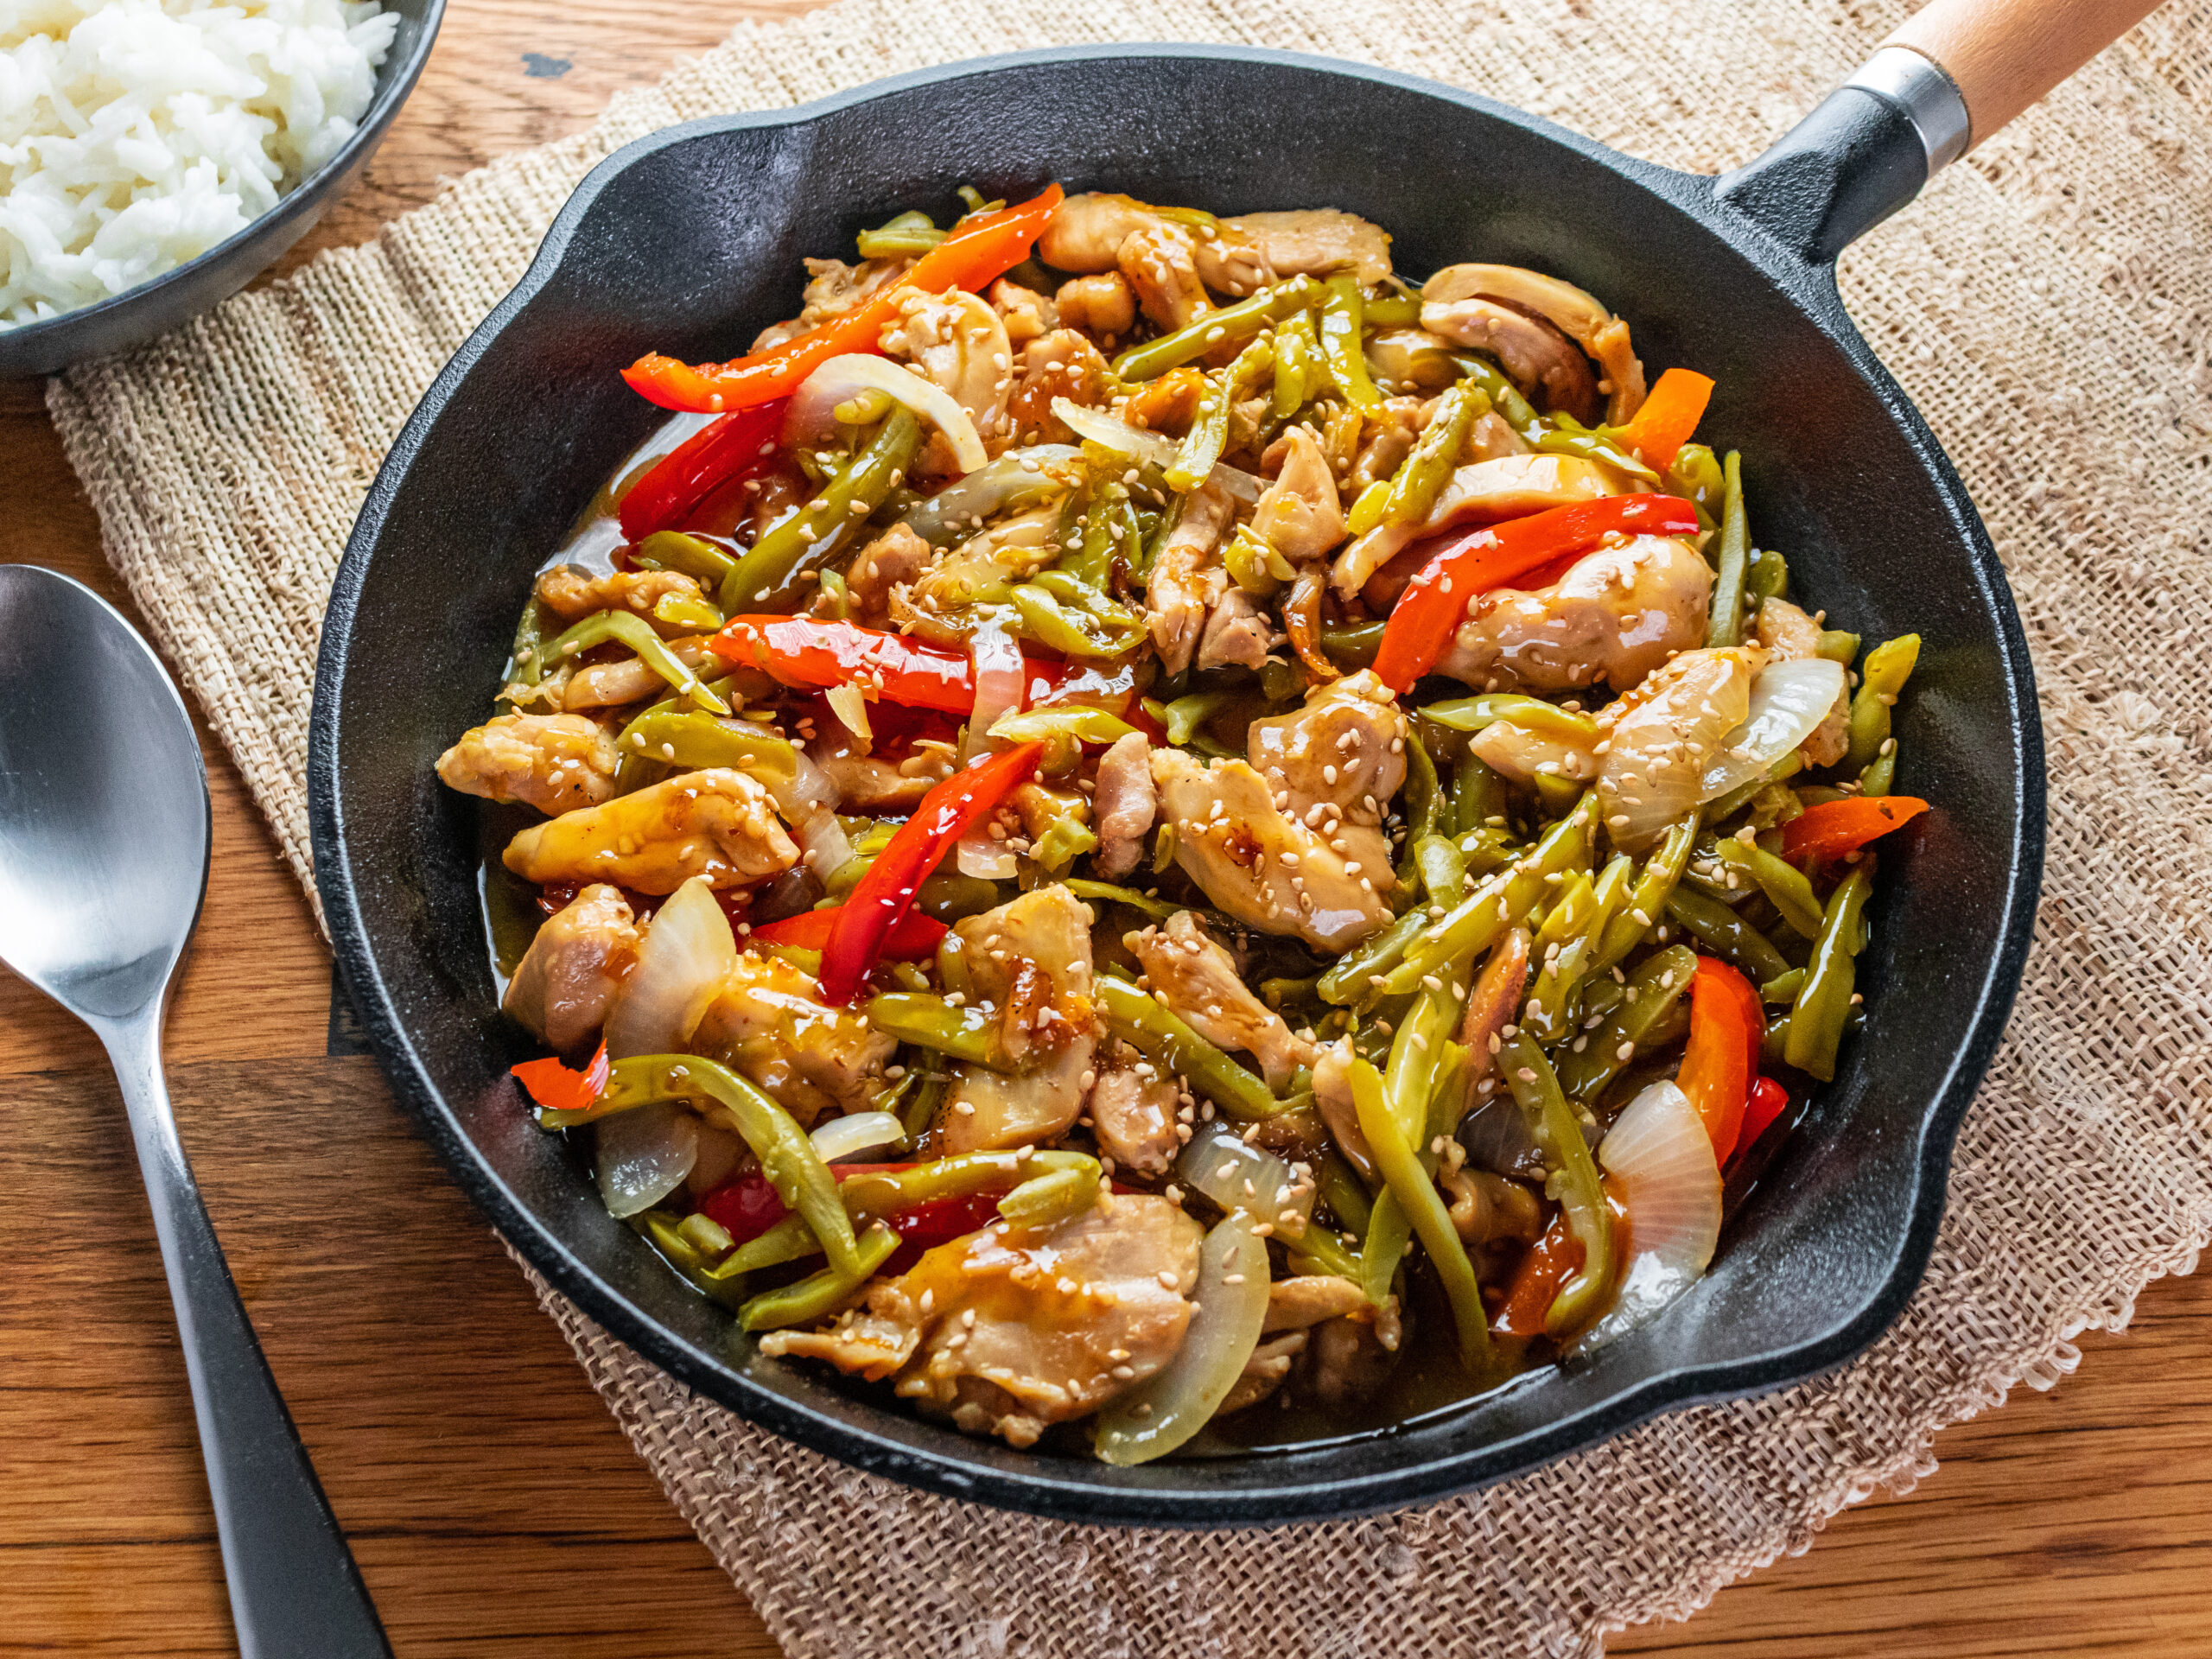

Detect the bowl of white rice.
xmin=0 ymin=0 xmax=444 ymax=376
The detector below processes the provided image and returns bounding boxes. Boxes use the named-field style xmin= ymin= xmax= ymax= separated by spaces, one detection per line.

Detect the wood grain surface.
xmin=3 ymin=2 xmax=2208 ymax=1653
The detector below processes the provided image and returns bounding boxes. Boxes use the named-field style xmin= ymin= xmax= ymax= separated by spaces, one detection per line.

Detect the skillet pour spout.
xmin=310 ymin=0 xmax=2128 ymax=1523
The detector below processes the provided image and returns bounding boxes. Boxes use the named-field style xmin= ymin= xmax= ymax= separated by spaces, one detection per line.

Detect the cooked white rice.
xmin=0 ymin=0 xmax=397 ymax=328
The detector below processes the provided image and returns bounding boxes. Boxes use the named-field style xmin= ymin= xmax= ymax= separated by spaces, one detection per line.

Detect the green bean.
xmin=1351 ymin=1054 xmax=1493 ymax=1371
xmin=504 ymin=595 xmax=550 ymax=690
xmin=1713 ymin=834 xmax=1825 ymax=939
xmin=1008 ymin=582 xmax=1145 ymax=658
xmin=1664 ymin=442 xmax=1725 ymax=524
xmin=1422 ymin=694 xmax=1599 ymax=746
xmin=1287 ymin=1220 xmax=1364 ymax=1284
xmin=1845 ymin=633 xmax=1921 ymax=775
xmin=1320 ymin=619 xmax=1385 ymax=666
xmin=1097 ymin=976 xmax=1281 ymax=1121
xmin=1533 ymin=416 xmax=1658 ymax=484
xmin=1166 ymin=337 xmax=1274 ymax=491
xmin=1858 ymin=748 xmax=1897 ymax=797
xmin=1144 ymin=689 xmax=1236 ymax=748
xmin=1223 ymin=524 xmax=1296 ymax=596
xmin=1317 ymin=1149 xmax=1374 ymax=1238
xmin=1590 ymin=816 xmax=1696 ymax=978
xmin=1381 ymin=380 xmax=1486 ymax=525
xmin=1815 ymin=628 xmax=1860 ymax=664
xmin=1707 ymin=448 xmax=1748 ymax=647
xmin=1759 ymin=967 xmax=1806 ymax=1005
xmin=998 ymin=1160 xmax=1103 ymax=1228
xmin=1318 ymin=906 xmax=1430 ymax=1007
xmin=1450 ymin=353 xmax=1544 ymax=439
xmin=1414 ymin=834 xmax=1469 ymax=908
xmin=1392 ymin=727 xmax=1443 ymax=894
xmin=738 ymin=1221 xmax=900 ymax=1332
xmin=1361 ymin=289 xmax=1423 ymax=328
xmin=1497 ymin=1032 xmax=1613 ymax=1338
xmin=1318 ymin=275 xmax=1384 ymax=410
xmin=1112 ymin=276 xmax=1319 ymax=382
xmin=1745 ymin=541 xmax=1789 ymax=604
xmin=1554 ymin=944 xmax=1699 ymax=1102
xmin=615 ymin=709 xmax=797 ymax=791
xmin=632 ymin=530 xmax=741 ymax=588
xmin=1378 ymin=793 xmax=1596 ymax=997
xmin=1786 ymin=861 xmax=1873 ymax=1081
xmin=1272 ymin=304 xmax=1321 ymax=418
xmin=640 ymin=1214 xmax=752 ymax=1310
xmin=543 ymin=609 xmax=728 ymax=714
xmin=1448 ymin=752 xmax=1511 ymax=837
xmin=719 ymin=409 xmax=922 ymax=612
xmin=1383 ymin=969 xmax=1469 ymax=1147
xmin=899 ymin=1066 xmax=947 ymax=1141
xmin=1522 ymin=855 xmax=1631 ymax=1043
xmin=1703 ymin=751 xmax=1802 ymax=825
xmin=1061 ymin=878 xmax=1179 ymax=921
xmin=1662 ymin=886 xmax=1792 ymax=982
xmin=1358 ymin=1188 xmax=1411 ymax=1305
xmin=855 ymin=208 xmax=944 ymax=259
xmin=863 ymin=992 xmax=1009 ymax=1067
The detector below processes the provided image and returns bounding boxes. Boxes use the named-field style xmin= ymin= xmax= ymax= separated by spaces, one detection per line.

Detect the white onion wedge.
xmin=810 ymin=1111 xmax=905 ymax=1163
xmin=1176 ymin=1123 xmax=1315 ymax=1238
xmin=1093 ymin=1210 xmax=1269 ymax=1465
xmin=603 ymin=876 xmax=735 ymax=1060
xmin=1049 ymin=397 xmax=1264 ymax=504
xmin=957 ymin=619 xmax=1025 ymax=880
xmin=786 ymin=353 xmax=988 ymax=474
xmin=595 ymin=1103 xmax=698 ymax=1218
xmin=1573 ymin=1080 xmax=1721 ymax=1354
xmin=1700 ymin=658 xmax=1847 ymax=803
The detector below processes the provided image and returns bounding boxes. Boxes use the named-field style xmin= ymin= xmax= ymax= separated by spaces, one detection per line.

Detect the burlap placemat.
xmin=48 ymin=0 xmax=2212 ymax=1650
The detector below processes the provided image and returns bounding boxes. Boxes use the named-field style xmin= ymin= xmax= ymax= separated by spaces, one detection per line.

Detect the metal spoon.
xmin=0 ymin=565 xmax=391 ymax=1657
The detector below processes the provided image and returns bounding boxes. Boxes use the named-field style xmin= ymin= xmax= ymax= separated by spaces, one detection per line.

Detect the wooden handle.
xmin=1887 ymin=0 xmax=2164 ymax=145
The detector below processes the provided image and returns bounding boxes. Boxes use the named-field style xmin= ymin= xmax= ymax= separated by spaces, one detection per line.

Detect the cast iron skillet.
xmin=311 ymin=0 xmax=2107 ymax=1522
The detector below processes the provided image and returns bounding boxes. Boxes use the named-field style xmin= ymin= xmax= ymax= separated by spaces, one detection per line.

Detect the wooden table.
xmin=3 ymin=3 xmax=2209 ymax=1652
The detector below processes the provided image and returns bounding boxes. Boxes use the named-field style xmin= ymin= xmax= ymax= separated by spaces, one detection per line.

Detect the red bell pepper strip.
xmin=819 ymin=742 xmax=1044 ymax=1005
xmin=1373 ymin=493 xmax=1702 ymax=692
xmin=1494 ymin=1217 xmax=1584 ymax=1338
xmin=1735 ymin=1076 xmax=1791 ymax=1161
xmin=1611 ymin=367 xmax=1714 ymax=471
xmin=698 ymin=1161 xmax=1003 ymax=1253
xmin=617 ymin=398 xmax=789 ymax=542
xmin=746 ymin=904 xmax=949 ymax=959
xmin=709 ymin=615 xmax=1067 ymax=715
xmin=1675 ymin=957 xmax=1762 ymax=1163
xmin=1781 ymin=795 xmax=1929 ymax=863
xmin=622 ymin=183 xmax=1066 ymax=413
xmin=511 ymin=1041 xmax=608 ymax=1115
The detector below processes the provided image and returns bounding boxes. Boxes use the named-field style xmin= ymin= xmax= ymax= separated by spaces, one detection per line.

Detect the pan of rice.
xmin=0 ymin=0 xmax=444 ymax=376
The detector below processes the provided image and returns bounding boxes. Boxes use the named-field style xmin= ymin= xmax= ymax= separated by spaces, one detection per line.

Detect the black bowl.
xmin=311 ymin=46 xmax=2043 ymax=1525
xmin=0 ymin=0 xmax=445 ymax=377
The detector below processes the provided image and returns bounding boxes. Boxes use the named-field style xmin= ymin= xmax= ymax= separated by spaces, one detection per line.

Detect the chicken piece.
xmin=1438 ymin=534 xmax=1713 ymax=696
xmin=534 ymin=566 xmax=702 ymax=626
xmin=1597 ymin=645 xmax=1760 ymax=853
xmin=560 ymin=657 xmax=664 ymax=712
xmin=1467 ymin=718 xmax=1598 ymax=787
xmin=1346 ymin=395 xmax=1424 ymax=490
xmin=1117 ymin=221 xmax=1210 ymax=332
xmin=939 ymin=886 xmax=1099 ymax=1154
xmin=1310 ymin=1039 xmax=1374 ymax=1181
xmin=1217 ymin=1332 xmax=1307 ymax=1415
xmin=1424 ymin=264 xmax=1646 ymax=423
xmin=1304 ymin=1310 xmax=1398 ymax=1406
xmin=764 ymin=1195 xmax=1204 ymax=1448
xmin=751 ymin=255 xmax=912 ymax=352
xmin=1152 ymin=752 xmax=1392 ymax=952
xmin=1194 ymin=208 xmax=1393 ymax=294
xmin=688 ymin=950 xmax=895 ymax=1124
xmin=500 ymin=884 xmax=639 ymax=1053
xmin=1249 ymin=425 xmax=1346 ymax=562
xmin=1263 ymin=1274 xmax=1370 ymax=1333
xmin=887 ymin=289 xmax=1013 ymax=461
xmin=1196 ymin=587 xmax=1278 ymax=672
xmin=1054 ymin=271 xmax=1136 ymax=339
xmin=1443 ymin=1166 xmax=1545 ymax=1248
xmin=1421 ymin=295 xmax=1601 ymax=422
xmin=502 ymin=767 xmax=796 ymax=893
xmin=1038 ymin=192 xmax=1162 ymax=271
xmin=1086 ymin=1065 xmax=1180 ymax=1175
xmin=842 ymin=523 xmax=932 ymax=626
xmin=1128 ymin=910 xmax=1317 ymax=1090
xmin=987 ymin=276 xmax=1056 ymax=346
xmin=1247 ymin=668 xmax=1408 ymax=824
xmin=1332 ymin=454 xmax=1628 ymax=600
xmin=816 ymin=751 xmax=934 ymax=812
xmin=1090 ymin=731 xmax=1157 ymax=880
xmin=908 ymin=505 xmax=1061 ymax=613
xmin=436 ymin=712 xmax=619 ymax=815
xmin=1467 ymin=408 xmax=1532 ymax=461
xmin=1143 ymin=476 xmax=1236 ymax=676
xmin=1005 ymin=328 xmax=1111 ymax=445
xmin=1755 ymin=597 xmax=1852 ymax=766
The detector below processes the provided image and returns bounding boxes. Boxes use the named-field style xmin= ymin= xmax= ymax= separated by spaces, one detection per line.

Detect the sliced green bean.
xmin=1497 ymin=1032 xmax=1612 ymax=1338
xmin=1318 ymin=275 xmax=1383 ymax=410
xmin=1522 ymin=855 xmax=1630 ymax=1043
xmin=1785 ymin=861 xmax=1873 ymax=1081
xmin=719 ymin=409 xmax=921 ymax=613
xmin=1382 ymin=380 xmax=1486 ymax=526
xmin=1317 ymin=1148 xmax=1373 ymax=1238
xmin=1590 ymin=816 xmax=1697 ymax=978
xmin=1422 ymin=694 xmax=1599 ymax=746
xmin=1414 ymin=833 xmax=1469 ymax=908
xmin=1271 ymin=304 xmax=1321 ymax=418
xmin=1447 ymin=752 xmax=1511 ymax=837
xmin=1061 ymin=878 xmax=1179 ymax=921
xmin=1351 ymin=1054 xmax=1492 ymax=1371
xmin=739 ymin=1221 xmax=899 ymax=1332
xmin=1098 ymin=975 xmax=1281 ymax=1121
xmin=1361 ymin=289 xmax=1423 ymax=328
xmin=505 ymin=595 xmax=550 ymax=690
xmin=1533 ymin=416 xmax=1658 ymax=484
xmin=1707 ymin=448 xmax=1748 ymax=647
xmin=1745 ymin=541 xmax=1789 ymax=604
xmin=1845 ymin=633 xmax=1921 ymax=774
xmin=1320 ymin=619 xmax=1386 ymax=666
xmin=1378 ymin=793 xmax=1595 ymax=997
xmin=1759 ymin=967 xmax=1806 ymax=1005
xmin=1167 ymin=338 xmax=1273 ymax=491
xmin=1704 ymin=751 xmax=1803 ymax=825
xmin=1111 ymin=276 xmax=1318 ymax=382
xmin=1358 ymin=1189 xmax=1410 ymax=1306
xmin=1554 ymin=944 xmax=1699 ymax=1102
xmin=863 ymin=992 xmax=1009 ymax=1068
xmin=1318 ymin=905 xmax=1429 ymax=1007
xmin=1145 ymin=689 xmax=1236 ymax=748
xmin=544 ymin=609 xmax=728 ymax=714
xmin=1662 ymin=885 xmax=1792 ymax=983
xmin=616 ymin=709 xmax=797 ymax=788
xmin=1713 ymin=834 xmax=1825 ymax=939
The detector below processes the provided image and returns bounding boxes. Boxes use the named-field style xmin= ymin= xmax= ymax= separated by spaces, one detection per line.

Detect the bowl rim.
xmin=310 ymin=42 xmax=2045 ymax=1525
xmin=0 ymin=0 xmax=448 ymax=350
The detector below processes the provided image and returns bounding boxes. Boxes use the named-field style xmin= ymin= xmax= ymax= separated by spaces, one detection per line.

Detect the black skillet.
xmin=310 ymin=0 xmax=2139 ymax=1523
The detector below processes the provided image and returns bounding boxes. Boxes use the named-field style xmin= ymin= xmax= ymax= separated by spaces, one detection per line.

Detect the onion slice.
xmin=1049 ymin=397 xmax=1263 ymax=504
xmin=1699 ymin=658 xmax=1847 ymax=803
xmin=1093 ymin=1210 xmax=1270 ymax=1465
xmin=810 ymin=1110 xmax=905 ymax=1163
xmin=1572 ymin=1080 xmax=1721 ymax=1354
xmin=596 ymin=1103 xmax=699 ymax=1218
xmin=786 ymin=353 xmax=988 ymax=474
xmin=957 ymin=617 xmax=1026 ymax=879
xmin=603 ymin=875 xmax=736 ymax=1059
xmin=900 ymin=448 xmax=1083 ymax=547
xmin=1177 ymin=1122 xmax=1316 ymax=1238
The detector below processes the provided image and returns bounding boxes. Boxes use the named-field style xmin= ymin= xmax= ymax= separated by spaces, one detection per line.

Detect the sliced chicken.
xmin=1086 ymin=1065 xmax=1180 ymax=1175
xmin=752 ymin=255 xmax=911 ymax=350
xmin=939 ymin=886 xmax=1099 ymax=1155
xmin=1005 ymin=329 xmax=1112 ymax=446
xmin=556 ymin=634 xmax=719 ymax=715
xmin=1263 ymin=1274 xmax=1370 ymax=1333
xmin=1194 ymin=208 xmax=1393 ymax=293
xmin=1090 ymin=731 xmax=1158 ymax=881
xmin=1039 ymin=192 xmax=1164 ymax=271
xmin=436 ymin=712 xmax=619 ymax=815
xmin=689 ymin=950 xmax=895 ymax=1125
xmin=1345 ymin=395 xmax=1423 ymax=490
xmin=1310 ymin=1039 xmax=1374 ymax=1181
xmin=1249 ymin=425 xmax=1346 ymax=562
xmin=1332 ymin=454 xmax=1628 ymax=600
xmin=501 ymin=767 xmax=796 ymax=893
xmin=1195 ymin=586 xmax=1278 ymax=671
xmin=1117 ymin=221 xmax=1211 ymax=332
xmin=1304 ymin=1309 xmax=1398 ymax=1405
xmin=1217 ymin=1332 xmax=1307 ymax=1415
xmin=1129 ymin=911 xmax=1318 ymax=1090
xmin=535 ymin=566 xmax=703 ymax=626
xmin=816 ymin=751 xmax=937 ymax=812
xmin=500 ymin=884 xmax=639 ymax=1053
xmin=1421 ymin=295 xmax=1599 ymax=422
xmin=763 ymin=1195 xmax=1204 ymax=1449
xmin=1423 ymin=263 xmax=1646 ymax=423
xmin=1597 ymin=645 xmax=1761 ymax=853
xmin=841 ymin=522 xmax=932 ymax=626
xmin=1143 ymin=476 xmax=1236 ymax=676
xmin=1246 ymin=669 xmax=1408 ymax=826
xmin=1053 ymin=271 xmax=1136 ymax=339
xmin=1438 ymin=533 xmax=1713 ymax=696
xmin=987 ymin=276 xmax=1056 ymax=346
xmin=1755 ymin=597 xmax=1852 ymax=766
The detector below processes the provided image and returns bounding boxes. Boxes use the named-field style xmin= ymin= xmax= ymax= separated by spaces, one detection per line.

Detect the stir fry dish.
xmin=440 ymin=183 xmax=1929 ymax=1462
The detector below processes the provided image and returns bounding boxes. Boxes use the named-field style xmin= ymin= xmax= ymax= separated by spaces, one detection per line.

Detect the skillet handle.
xmin=1715 ymin=0 xmax=2163 ymax=264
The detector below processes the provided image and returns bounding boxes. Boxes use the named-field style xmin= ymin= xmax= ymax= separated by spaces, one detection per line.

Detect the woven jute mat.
xmin=48 ymin=0 xmax=2212 ymax=1650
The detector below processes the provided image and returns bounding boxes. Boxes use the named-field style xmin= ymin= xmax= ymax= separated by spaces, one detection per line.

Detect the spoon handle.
xmin=99 ymin=1012 xmax=393 ymax=1659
